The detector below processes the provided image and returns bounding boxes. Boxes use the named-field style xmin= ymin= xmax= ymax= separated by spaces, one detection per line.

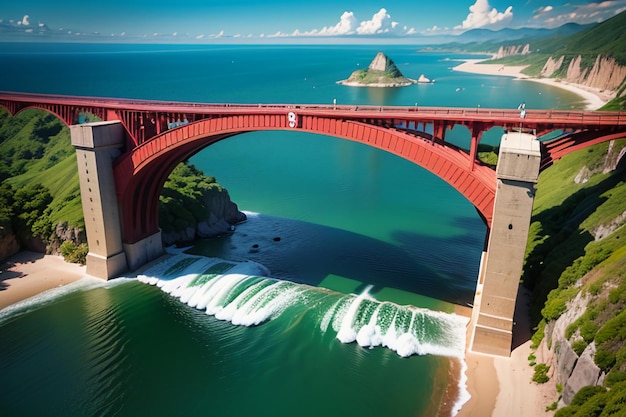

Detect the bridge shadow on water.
xmin=188 ymin=213 xmax=484 ymax=306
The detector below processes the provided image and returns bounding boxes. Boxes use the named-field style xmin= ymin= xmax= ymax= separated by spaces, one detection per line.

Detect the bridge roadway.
xmin=2 ymin=91 xmax=626 ymax=356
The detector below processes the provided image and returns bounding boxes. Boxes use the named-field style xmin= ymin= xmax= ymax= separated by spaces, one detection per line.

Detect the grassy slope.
xmin=0 ymin=108 xmax=238 ymax=244
xmin=525 ymin=139 xmax=626 ymax=316
xmin=523 ymin=138 xmax=626 ymax=411
xmin=0 ymin=109 xmax=83 ymax=228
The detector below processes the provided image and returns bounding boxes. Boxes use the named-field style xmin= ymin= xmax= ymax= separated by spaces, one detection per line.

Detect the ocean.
xmin=0 ymin=43 xmax=586 ymax=417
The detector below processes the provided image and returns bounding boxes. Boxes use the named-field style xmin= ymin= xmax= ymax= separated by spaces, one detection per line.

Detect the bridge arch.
xmin=114 ymin=113 xmax=497 ymax=244
xmin=0 ymin=101 xmax=100 ymax=127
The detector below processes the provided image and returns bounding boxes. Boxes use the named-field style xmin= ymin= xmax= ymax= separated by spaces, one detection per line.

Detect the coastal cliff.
xmin=541 ymin=54 xmax=626 ymax=92
xmin=161 ymin=183 xmax=247 ymax=246
xmin=159 ymin=162 xmax=247 ymax=246
xmin=524 ymin=138 xmax=626 ymax=411
xmin=494 ymin=43 xmax=530 ymax=59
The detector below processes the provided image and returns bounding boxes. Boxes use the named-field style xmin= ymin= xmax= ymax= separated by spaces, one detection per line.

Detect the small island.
xmin=337 ymin=52 xmax=432 ymax=87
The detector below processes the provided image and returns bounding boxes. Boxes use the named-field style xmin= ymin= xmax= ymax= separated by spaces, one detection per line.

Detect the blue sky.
xmin=1 ymin=0 xmax=625 ymax=41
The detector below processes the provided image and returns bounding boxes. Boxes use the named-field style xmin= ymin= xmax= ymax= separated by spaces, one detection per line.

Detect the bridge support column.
xmin=124 ymin=233 xmax=164 ymax=271
xmin=71 ymin=121 xmax=128 ymax=279
xmin=469 ymin=132 xmax=541 ymax=356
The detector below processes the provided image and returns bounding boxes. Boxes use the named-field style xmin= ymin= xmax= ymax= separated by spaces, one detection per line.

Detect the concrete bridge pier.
xmin=71 ymin=121 xmax=162 ymax=279
xmin=469 ymin=131 xmax=541 ymax=356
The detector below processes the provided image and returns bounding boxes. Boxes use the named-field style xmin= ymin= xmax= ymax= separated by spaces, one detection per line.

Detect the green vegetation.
xmin=532 ymin=363 xmax=550 ymax=384
xmin=0 ymin=109 xmax=83 ymax=229
xmin=477 ymin=143 xmax=499 ymax=168
xmin=523 ymin=135 xmax=626 ymax=413
xmin=346 ymin=68 xmax=413 ymax=85
xmin=0 ymin=108 xmax=236 ymax=262
xmin=159 ymin=162 xmax=227 ymax=234
xmin=59 ymin=241 xmax=88 ymax=264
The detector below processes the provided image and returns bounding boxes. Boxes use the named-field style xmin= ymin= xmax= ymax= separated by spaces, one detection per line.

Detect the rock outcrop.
xmin=540 ymin=291 xmax=605 ymax=407
xmin=338 ymin=52 xmax=420 ymax=87
xmin=574 ymin=139 xmax=626 ymax=184
xmin=161 ymin=188 xmax=246 ymax=246
xmin=540 ymin=54 xmax=626 ymax=92
xmin=494 ymin=44 xmax=530 ymax=59
xmin=541 ymin=56 xmax=565 ymax=77
xmin=0 ymin=233 xmax=20 ymax=261
xmin=368 ymin=51 xmax=398 ymax=73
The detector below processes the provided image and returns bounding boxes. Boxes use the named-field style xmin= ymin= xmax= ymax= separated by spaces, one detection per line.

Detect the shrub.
xmin=595 ymin=309 xmax=626 ymax=346
xmin=572 ymin=339 xmax=588 ymax=356
xmin=571 ymin=386 xmax=607 ymax=406
xmin=605 ymin=370 xmax=626 ymax=387
xmin=531 ymin=320 xmax=546 ymax=349
xmin=572 ymin=392 xmax=608 ymax=417
xmin=532 ymin=363 xmax=550 ymax=383
xmin=554 ymin=406 xmax=578 ymax=417
xmin=595 ymin=348 xmax=617 ymax=372
xmin=59 ymin=241 xmax=88 ymax=265
xmin=580 ymin=321 xmax=598 ymax=343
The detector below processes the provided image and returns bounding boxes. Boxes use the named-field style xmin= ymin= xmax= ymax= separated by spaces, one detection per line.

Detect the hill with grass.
xmin=435 ymin=10 xmax=626 ymax=110
xmin=338 ymin=52 xmax=426 ymax=87
xmin=521 ymin=137 xmax=626 ymax=412
xmin=0 ymin=109 xmax=245 ymax=262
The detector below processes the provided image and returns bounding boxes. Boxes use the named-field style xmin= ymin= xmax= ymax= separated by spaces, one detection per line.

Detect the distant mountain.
xmin=532 ymin=11 xmax=626 ymax=63
xmin=457 ymin=23 xmax=593 ymax=43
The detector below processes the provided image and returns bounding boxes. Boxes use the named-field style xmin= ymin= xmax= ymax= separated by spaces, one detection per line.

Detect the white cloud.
xmin=456 ymin=0 xmax=513 ymax=30
xmin=292 ymin=9 xmax=410 ymax=37
xmin=18 ymin=14 xmax=30 ymax=26
xmin=295 ymin=11 xmax=357 ymax=36
xmin=321 ymin=11 xmax=358 ymax=35
xmin=356 ymin=8 xmax=398 ymax=34
xmin=533 ymin=1 xmax=626 ymax=27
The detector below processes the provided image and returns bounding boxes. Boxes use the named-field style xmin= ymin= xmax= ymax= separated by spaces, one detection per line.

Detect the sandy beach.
xmin=0 ymin=251 xmax=87 ymax=310
xmin=452 ymin=58 xmax=615 ymax=110
xmin=456 ymin=286 xmax=557 ymax=417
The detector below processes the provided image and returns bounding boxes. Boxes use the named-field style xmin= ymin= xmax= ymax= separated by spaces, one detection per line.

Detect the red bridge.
xmin=2 ymin=91 xmax=624 ymax=242
xmin=2 ymin=91 xmax=625 ymax=356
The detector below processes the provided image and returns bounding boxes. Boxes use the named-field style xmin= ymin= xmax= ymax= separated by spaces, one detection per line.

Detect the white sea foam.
xmin=138 ymin=254 xmax=469 ymax=360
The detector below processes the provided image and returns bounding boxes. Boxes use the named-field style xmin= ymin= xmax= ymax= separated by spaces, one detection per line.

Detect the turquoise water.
xmin=0 ymin=43 xmax=586 ymax=416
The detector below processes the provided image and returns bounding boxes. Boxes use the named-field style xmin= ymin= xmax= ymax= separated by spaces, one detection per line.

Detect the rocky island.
xmin=338 ymin=52 xmax=432 ymax=87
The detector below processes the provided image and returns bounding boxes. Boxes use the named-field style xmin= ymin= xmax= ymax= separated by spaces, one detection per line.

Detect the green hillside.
xmin=0 ymin=108 xmax=237 ymax=262
xmin=0 ymin=109 xmax=83 ymax=228
xmin=524 ymin=138 xmax=626 ymax=412
xmin=536 ymin=11 xmax=626 ymax=65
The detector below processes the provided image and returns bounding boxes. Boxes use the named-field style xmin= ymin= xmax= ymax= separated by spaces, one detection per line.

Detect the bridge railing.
xmin=1 ymin=91 xmax=625 ymax=127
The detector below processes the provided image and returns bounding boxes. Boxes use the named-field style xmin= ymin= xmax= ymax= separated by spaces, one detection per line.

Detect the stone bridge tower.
xmin=71 ymin=121 xmax=163 ymax=279
xmin=469 ymin=131 xmax=541 ymax=356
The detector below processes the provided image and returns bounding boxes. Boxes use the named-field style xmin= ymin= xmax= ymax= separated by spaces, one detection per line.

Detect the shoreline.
xmin=0 ymin=251 xmax=87 ymax=310
xmin=454 ymin=286 xmax=557 ymax=417
xmin=452 ymin=58 xmax=615 ymax=110
xmin=2 ymin=251 xmax=558 ymax=417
